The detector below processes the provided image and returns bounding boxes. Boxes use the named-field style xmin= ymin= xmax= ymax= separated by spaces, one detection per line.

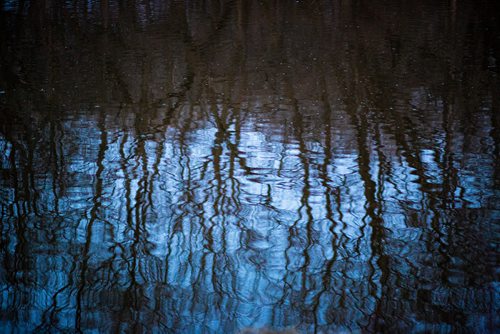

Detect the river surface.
xmin=0 ymin=1 xmax=499 ymax=333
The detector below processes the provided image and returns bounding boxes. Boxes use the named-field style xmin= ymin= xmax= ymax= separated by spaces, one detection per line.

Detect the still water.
xmin=0 ymin=1 xmax=499 ymax=333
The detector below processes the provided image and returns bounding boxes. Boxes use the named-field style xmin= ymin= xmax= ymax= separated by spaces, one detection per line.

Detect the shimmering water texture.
xmin=0 ymin=1 xmax=499 ymax=333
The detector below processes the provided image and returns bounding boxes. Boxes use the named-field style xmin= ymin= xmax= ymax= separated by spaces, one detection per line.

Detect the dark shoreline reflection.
xmin=0 ymin=1 xmax=499 ymax=333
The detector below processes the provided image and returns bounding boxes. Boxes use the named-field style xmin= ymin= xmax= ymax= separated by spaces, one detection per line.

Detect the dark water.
xmin=0 ymin=1 xmax=499 ymax=333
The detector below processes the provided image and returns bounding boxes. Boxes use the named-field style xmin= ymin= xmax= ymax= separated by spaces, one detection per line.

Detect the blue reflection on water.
xmin=0 ymin=1 xmax=499 ymax=333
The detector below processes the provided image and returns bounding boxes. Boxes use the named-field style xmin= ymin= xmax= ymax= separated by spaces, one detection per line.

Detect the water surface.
xmin=0 ymin=1 xmax=499 ymax=333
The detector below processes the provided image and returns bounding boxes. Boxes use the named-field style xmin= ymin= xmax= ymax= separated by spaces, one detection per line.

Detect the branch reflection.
xmin=0 ymin=1 xmax=498 ymax=333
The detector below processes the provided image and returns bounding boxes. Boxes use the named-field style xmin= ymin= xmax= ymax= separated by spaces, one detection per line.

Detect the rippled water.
xmin=0 ymin=1 xmax=499 ymax=333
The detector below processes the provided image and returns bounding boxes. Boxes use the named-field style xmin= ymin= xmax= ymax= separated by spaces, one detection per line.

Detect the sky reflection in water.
xmin=0 ymin=1 xmax=499 ymax=333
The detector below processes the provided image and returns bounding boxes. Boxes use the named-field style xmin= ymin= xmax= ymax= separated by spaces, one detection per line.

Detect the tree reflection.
xmin=0 ymin=0 xmax=498 ymax=333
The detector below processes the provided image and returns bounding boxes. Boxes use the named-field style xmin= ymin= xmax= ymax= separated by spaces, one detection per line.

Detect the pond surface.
xmin=0 ymin=1 xmax=499 ymax=333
